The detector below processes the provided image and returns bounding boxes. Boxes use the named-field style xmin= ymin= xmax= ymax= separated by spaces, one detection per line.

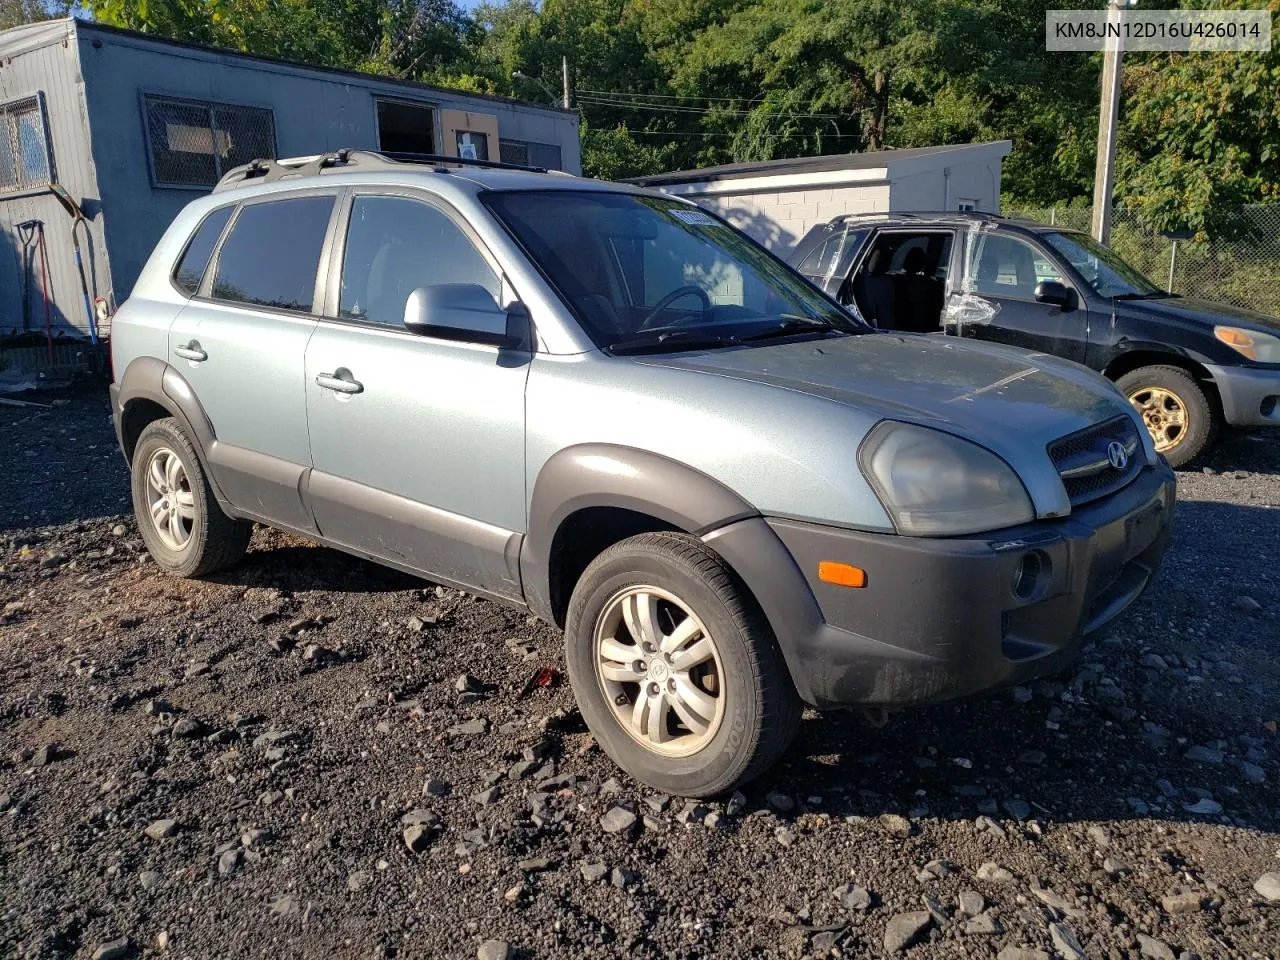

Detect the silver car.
xmin=110 ymin=150 xmax=1175 ymax=797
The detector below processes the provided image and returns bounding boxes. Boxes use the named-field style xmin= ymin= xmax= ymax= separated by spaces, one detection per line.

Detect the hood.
xmin=636 ymin=333 xmax=1131 ymax=451
xmin=1120 ymin=296 xmax=1280 ymax=334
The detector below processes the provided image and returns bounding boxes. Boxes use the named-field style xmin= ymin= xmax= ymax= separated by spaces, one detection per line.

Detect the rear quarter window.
xmin=172 ymin=206 xmax=233 ymax=295
xmin=210 ymin=195 xmax=335 ymax=312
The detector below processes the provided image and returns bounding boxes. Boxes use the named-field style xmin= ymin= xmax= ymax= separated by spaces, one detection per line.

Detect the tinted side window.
xmin=211 ymin=196 xmax=335 ymax=311
xmin=968 ymin=234 xmax=1064 ymax=301
xmin=338 ymin=195 xmax=499 ymax=326
xmin=173 ymin=206 xmax=233 ymax=295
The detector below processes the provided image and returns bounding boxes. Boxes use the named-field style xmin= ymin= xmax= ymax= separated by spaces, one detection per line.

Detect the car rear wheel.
xmin=564 ymin=531 xmax=801 ymax=798
xmin=131 ymin=418 xmax=251 ymax=577
xmin=1117 ymin=365 xmax=1216 ymax=469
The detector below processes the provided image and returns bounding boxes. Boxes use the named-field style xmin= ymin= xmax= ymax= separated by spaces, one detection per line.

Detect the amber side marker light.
xmin=818 ymin=561 xmax=867 ymax=588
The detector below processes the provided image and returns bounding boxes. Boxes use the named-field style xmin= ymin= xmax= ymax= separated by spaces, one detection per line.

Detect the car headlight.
xmin=859 ymin=421 xmax=1035 ymax=536
xmin=1215 ymin=326 xmax=1280 ymax=363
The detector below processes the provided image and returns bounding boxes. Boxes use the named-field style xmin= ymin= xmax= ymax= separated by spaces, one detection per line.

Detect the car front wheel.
xmin=564 ymin=531 xmax=801 ymax=797
xmin=1117 ymin=364 xmax=1217 ymax=469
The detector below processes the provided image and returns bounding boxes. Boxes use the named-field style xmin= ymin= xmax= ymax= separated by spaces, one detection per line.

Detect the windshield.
xmin=1043 ymin=231 xmax=1163 ymax=299
xmin=484 ymin=190 xmax=863 ymax=350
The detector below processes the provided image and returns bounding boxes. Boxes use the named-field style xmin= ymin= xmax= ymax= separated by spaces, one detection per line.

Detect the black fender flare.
xmin=521 ymin=443 xmax=758 ymax=621
xmin=115 ymin=356 xmax=229 ymax=507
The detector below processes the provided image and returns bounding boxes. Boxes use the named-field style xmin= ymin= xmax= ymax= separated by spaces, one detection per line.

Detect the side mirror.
xmin=1034 ymin=280 xmax=1073 ymax=308
xmin=403 ymin=284 xmax=528 ymax=349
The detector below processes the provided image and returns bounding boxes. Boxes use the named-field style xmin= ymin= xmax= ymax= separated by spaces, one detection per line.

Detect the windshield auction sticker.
xmin=669 ymin=209 xmax=720 ymax=226
xmin=1045 ymin=9 xmax=1271 ymax=52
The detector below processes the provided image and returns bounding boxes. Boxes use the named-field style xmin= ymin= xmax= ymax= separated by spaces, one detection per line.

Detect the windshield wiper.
xmin=739 ymin=317 xmax=843 ymax=342
xmin=608 ymin=329 xmax=741 ymax=355
xmin=1113 ymin=291 xmax=1170 ymax=300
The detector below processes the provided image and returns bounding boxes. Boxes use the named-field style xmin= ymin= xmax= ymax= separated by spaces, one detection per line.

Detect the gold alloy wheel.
xmin=1127 ymin=385 xmax=1187 ymax=452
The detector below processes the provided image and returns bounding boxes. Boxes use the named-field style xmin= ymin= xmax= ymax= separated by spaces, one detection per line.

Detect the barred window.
xmin=499 ymin=139 xmax=562 ymax=171
xmin=0 ymin=95 xmax=54 ymax=193
xmin=143 ymin=95 xmax=276 ymax=189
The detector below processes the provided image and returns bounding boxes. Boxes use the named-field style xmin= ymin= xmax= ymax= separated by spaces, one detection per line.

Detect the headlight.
xmin=1215 ymin=326 xmax=1280 ymax=363
xmin=859 ymin=422 xmax=1035 ymax=536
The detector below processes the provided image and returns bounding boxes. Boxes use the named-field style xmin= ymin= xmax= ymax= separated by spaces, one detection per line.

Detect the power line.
xmin=575 ymin=95 xmax=847 ymax=121
xmin=616 ymin=128 xmax=858 ymax=140
xmin=577 ymin=87 xmax=766 ymax=104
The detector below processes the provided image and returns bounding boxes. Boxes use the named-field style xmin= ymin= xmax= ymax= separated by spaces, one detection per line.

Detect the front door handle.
xmin=174 ymin=340 xmax=207 ymax=362
xmin=315 ymin=368 xmax=363 ymax=395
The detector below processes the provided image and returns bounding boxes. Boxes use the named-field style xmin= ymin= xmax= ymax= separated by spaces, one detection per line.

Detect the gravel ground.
xmin=2 ymin=387 xmax=1278 ymax=960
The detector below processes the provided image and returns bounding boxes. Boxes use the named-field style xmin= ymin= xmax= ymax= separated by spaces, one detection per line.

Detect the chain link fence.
xmin=1004 ymin=204 xmax=1280 ymax=319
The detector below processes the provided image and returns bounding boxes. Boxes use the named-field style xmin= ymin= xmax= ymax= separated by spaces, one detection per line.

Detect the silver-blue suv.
xmin=110 ymin=150 xmax=1175 ymax=797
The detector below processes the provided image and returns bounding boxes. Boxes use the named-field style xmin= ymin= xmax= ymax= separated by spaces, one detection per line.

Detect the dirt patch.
xmin=2 ymin=390 xmax=1278 ymax=959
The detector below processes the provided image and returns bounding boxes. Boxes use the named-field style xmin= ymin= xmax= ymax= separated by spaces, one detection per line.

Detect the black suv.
xmin=789 ymin=212 xmax=1280 ymax=467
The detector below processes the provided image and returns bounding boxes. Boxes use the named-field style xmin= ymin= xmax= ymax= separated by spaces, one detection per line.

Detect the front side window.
xmin=1043 ymin=231 xmax=1163 ymax=299
xmin=144 ymin=95 xmax=276 ymax=188
xmin=211 ymin=196 xmax=334 ymax=311
xmin=0 ymin=95 xmax=54 ymax=192
xmin=485 ymin=190 xmax=860 ymax=350
xmin=338 ymin=195 xmax=500 ymax=327
xmin=173 ymin=206 xmax=233 ymax=294
xmin=967 ymin=233 xmax=1065 ymax=301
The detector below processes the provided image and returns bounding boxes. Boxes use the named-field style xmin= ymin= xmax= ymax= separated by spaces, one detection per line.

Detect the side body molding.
xmin=521 ymin=444 xmax=759 ymax=622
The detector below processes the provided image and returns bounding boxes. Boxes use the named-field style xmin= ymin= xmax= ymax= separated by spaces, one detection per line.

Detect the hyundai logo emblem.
xmin=1107 ymin=440 xmax=1129 ymax=471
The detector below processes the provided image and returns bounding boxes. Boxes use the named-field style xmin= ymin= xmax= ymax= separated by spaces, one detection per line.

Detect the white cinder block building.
xmin=630 ymin=142 xmax=1012 ymax=255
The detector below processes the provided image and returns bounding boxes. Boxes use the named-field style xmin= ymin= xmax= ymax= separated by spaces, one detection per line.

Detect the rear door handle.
xmin=174 ymin=341 xmax=207 ymax=362
xmin=315 ymin=368 xmax=363 ymax=395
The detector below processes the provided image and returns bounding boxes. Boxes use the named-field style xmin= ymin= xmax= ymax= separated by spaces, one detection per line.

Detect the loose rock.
xmin=477 ymin=942 xmax=510 ymax=960
xmin=144 ymin=819 xmax=177 ymax=840
xmin=957 ymin=890 xmax=984 ymax=918
xmin=1049 ymin=922 xmax=1087 ymax=960
xmin=403 ymin=825 xmax=433 ymax=853
xmin=996 ymin=949 xmax=1049 ymax=960
xmin=1254 ymin=872 xmax=1280 ymax=902
xmin=976 ymin=862 xmax=1015 ymax=883
xmin=879 ymin=813 xmax=914 ymax=838
xmin=580 ymin=860 xmax=609 ymax=883
xmin=600 ymin=806 xmax=637 ymax=835
xmin=1161 ymin=888 xmax=1206 ymax=914
xmin=834 ymin=883 xmax=872 ymax=912
xmin=963 ymin=913 xmax=1003 ymax=936
xmin=92 ymin=939 xmax=130 ymax=960
xmin=765 ymin=791 xmax=794 ymax=813
xmin=883 ymin=911 xmax=932 ymax=953
xmin=1136 ymin=933 xmax=1177 ymax=960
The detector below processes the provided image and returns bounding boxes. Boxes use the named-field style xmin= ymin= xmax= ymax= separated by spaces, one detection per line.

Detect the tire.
xmin=564 ymin=531 xmax=802 ymax=798
xmin=1116 ymin=364 xmax=1217 ymax=469
xmin=130 ymin=417 xmax=251 ymax=577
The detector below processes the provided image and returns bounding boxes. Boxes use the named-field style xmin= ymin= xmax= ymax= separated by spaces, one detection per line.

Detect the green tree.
xmin=0 ymin=0 xmax=74 ymax=29
xmin=1117 ymin=0 xmax=1280 ymax=238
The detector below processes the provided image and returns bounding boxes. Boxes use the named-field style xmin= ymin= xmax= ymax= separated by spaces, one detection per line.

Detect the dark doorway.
xmin=375 ymin=99 xmax=435 ymax=155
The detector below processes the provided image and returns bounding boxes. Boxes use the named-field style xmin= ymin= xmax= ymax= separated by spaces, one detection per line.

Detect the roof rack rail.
xmin=380 ymin=151 xmax=547 ymax=173
xmin=830 ymin=210 xmax=1008 ymax=224
xmin=213 ymin=148 xmax=558 ymax=192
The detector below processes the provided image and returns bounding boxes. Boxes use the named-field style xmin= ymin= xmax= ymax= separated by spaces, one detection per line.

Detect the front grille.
xmin=1048 ymin=415 xmax=1143 ymax=507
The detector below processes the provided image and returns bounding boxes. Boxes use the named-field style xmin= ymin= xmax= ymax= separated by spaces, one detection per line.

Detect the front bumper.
xmin=705 ymin=461 xmax=1175 ymax=708
xmin=1205 ymin=363 xmax=1280 ymax=427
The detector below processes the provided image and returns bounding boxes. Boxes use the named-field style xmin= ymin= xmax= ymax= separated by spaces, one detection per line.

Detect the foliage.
xmin=1117 ymin=0 xmax=1280 ymax=239
xmin=0 ymin=0 xmax=73 ymax=29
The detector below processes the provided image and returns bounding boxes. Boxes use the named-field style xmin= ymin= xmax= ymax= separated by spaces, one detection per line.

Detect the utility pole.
xmin=562 ymin=56 xmax=571 ymax=110
xmin=1091 ymin=0 xmax=1135 ymax=244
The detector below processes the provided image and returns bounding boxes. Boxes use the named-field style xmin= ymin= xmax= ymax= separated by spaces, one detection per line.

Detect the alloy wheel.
xmin=1127 ymin=385 xmax=1186 ymax=453
xmin=593 ymin=585 xmax=725 ymax=757
xmin=145 ymin=447 xmax=196 ymax=550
